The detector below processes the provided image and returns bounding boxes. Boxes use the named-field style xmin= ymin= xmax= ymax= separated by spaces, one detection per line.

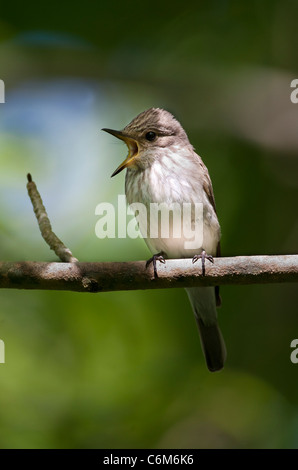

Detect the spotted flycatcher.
xmin=103 ymin=108 xmax=226 ymax=371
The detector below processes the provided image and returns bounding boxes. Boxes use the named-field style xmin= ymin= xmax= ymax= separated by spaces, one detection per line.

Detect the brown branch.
xmin=26 ymin=173 xmax=78 ymax=263
xmin=0 ymin=255 xmax=297 ymax=293
xmin=19 ymin=174 xmax=298 ymax=293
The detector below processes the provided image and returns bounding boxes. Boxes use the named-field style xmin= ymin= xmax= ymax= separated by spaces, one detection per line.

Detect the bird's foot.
xmin=146 ymin=251 xmax=166 ymax=278
xmin=192 ymin=249 xmax=214 ymax=276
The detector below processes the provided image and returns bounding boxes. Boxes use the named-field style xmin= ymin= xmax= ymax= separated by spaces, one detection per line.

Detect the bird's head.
xmin=102 ymin=108 xmax=190 ymax=177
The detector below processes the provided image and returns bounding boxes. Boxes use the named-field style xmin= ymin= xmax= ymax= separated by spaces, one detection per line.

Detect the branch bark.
xmin=0 ymin=255 xmax=297 ymax=293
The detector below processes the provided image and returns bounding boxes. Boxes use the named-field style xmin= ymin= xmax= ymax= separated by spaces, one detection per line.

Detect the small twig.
xmin=26 ymin=173 xmax=78 ymax=263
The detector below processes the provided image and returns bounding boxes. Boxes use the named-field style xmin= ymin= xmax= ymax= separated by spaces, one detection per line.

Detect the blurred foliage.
xmin=0 ymin=0 xmax=298 ymax=449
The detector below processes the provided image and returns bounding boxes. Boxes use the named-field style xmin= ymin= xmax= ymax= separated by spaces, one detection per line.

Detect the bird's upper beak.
xmin=102 ymin=128 xmax=139 ymax=177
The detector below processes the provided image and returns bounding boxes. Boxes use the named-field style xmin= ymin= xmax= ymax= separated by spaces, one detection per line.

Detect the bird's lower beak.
xmin=102 ymin=128 xmax=139 ymax=177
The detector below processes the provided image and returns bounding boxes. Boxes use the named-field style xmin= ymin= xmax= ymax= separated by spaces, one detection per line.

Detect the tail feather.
xmin=196 ymin=317 xmax=226 ymax=371
xmin=186 ymin=287 xmax=226 ymax=372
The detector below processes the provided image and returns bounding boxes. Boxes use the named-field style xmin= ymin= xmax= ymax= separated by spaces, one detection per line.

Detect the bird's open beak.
xmin=102 ymin=128 xmax=139 ymax=177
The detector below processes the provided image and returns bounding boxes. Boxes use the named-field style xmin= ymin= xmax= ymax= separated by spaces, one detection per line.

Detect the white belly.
xmin=126 ymin=158 xmax=220 ymax=259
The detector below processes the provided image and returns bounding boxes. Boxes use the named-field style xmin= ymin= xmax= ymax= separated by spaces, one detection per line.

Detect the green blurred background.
xmin=0 ymin=0 xmax=298 ymax=449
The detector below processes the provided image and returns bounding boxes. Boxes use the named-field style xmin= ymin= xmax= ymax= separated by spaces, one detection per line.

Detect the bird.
xmin=102 ymin=108 xmax=226 ymax=372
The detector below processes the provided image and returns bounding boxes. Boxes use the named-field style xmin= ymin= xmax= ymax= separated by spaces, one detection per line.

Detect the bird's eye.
xmin=145 ymin=131 xmax=156 ymax=141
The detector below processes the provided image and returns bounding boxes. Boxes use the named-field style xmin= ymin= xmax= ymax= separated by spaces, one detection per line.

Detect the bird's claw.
xmin=146 ymin=251 xmax=166 ymax=278
xmin=192 ymin=249 xmax=214 ymax=276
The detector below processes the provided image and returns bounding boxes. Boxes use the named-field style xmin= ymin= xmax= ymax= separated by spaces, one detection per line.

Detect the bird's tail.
xmin=185 ymin=286 xmax=226 ymax=372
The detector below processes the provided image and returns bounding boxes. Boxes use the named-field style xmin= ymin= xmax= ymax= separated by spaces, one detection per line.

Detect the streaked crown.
xmin=123 ymin=107 xmax=189 ymax=142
